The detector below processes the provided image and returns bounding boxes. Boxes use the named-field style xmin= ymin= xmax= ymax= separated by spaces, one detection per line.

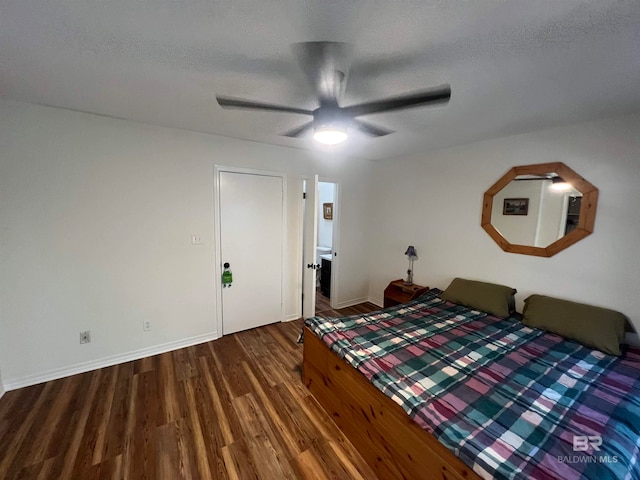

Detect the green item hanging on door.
xmin=222 ymin=262 xmax=233 ymax=287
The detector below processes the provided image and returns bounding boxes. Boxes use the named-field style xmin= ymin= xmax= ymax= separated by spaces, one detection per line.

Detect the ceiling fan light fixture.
xmin=313 ymin=125 xmax=348 ymax=145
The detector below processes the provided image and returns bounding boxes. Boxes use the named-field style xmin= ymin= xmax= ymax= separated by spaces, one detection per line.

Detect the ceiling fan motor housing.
xmin=313 ymin=105 xmax=349 ymax=131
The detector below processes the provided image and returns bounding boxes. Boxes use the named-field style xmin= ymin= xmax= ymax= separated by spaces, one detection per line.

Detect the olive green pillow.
xmin=440 ymin=278 xmax=517 ymax=317
xmin=523 ymin=294 xmax=626 ymax=356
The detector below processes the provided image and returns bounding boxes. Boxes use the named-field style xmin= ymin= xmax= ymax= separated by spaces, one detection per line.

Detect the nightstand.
xmin=383 ymin=279 xmax=429 ymax=308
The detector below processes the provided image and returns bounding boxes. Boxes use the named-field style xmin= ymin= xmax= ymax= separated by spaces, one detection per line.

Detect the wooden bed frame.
xmin=303 ymin=326 xmax=482 ymax=480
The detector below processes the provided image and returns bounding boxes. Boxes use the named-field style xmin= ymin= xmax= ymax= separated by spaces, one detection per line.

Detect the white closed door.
xmin=218 ymin=170 xmax=284 ymax=335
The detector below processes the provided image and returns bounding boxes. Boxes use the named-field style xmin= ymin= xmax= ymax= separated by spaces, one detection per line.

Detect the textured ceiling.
xmin=2 ymin=0 xmax=639 ymax=160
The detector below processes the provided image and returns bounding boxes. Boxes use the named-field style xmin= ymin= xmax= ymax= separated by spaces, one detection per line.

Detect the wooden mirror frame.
xmin=481 ymin=162 xmax=598 ymax=257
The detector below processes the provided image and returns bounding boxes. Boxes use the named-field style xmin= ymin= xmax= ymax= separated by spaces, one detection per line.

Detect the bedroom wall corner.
xmin=0 ymin=99 xmax=372 ymax=388
xmin=366 ymin=113 xmax=640 ymax=335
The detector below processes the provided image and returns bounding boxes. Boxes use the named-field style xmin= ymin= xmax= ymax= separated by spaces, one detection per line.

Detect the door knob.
xmin=307 ymin=263 xmax=321 ymax=270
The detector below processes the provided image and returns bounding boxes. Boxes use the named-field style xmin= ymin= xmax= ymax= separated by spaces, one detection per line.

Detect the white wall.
xmin=367 ymin=113 xmax=640 ymax=335
xmin=0 ymin=100 xmax=372 ymax=388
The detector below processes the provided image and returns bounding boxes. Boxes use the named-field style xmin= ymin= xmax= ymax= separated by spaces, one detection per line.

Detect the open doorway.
xmin=315 ymin=181 xmax=336 ymax=315
xmin=301 ymin=177 xmax=339 ymax=318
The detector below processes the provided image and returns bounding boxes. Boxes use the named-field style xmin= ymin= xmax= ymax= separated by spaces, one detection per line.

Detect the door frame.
xmin=301 ymin=175 xmax=318 ymax=319
xmin=301 ymin=176 xmax=341 ymax=316
xmin=320 ymin=177 xmax=341 ymax=308
xmin=213 ymin=165 xmax=288 ymax=336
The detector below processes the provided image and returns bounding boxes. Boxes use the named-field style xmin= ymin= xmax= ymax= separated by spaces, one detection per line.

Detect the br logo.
xmin=573 ymin=435 xmax=602 ymax=452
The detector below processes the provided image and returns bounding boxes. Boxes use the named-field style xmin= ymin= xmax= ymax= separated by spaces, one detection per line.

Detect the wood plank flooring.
xmin=0 ymin=302 xmax=381 ymax=480
xmin=314 ymin=289 xmax=333 ymax=317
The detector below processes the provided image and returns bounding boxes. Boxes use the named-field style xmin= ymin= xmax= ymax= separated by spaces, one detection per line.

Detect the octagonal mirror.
xmin=481 ymin=162 xmax=598 ymax=257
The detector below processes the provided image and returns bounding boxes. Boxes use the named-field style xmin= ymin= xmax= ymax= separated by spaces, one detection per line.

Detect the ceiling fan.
xmin=215 ymin=42 xmax=451 ymax=145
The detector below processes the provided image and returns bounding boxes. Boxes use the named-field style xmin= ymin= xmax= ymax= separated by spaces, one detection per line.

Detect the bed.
xmin=303 ymin=288 xmax=640 ymax=480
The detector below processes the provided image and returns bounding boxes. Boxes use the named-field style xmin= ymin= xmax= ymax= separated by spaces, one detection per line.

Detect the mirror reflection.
xmin=481 ymin=162 xmax=598 ymax=257
xmin=490 ymin=174 xmax=582 ymax=248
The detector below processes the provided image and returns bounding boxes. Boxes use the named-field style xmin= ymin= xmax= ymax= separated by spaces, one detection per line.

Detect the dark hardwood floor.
xmin=314 ymin=289 xmax=379 ymax=319
xmin=0 ymin=301 xmax=381 ymax=480
xmin=315 ymin=289 xmax=333 ymax=316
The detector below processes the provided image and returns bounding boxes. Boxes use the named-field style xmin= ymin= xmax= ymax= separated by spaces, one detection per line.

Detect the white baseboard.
xmin=284 ymin=313 xmax=301 ymax=322
xmin=333 ymin=296 xmax=371 ymax=309
xmin=4 ymin=331 xmax=220 ymax=391
xmin=368 ymin=296 xmax=383 ymax=308
xmin=0 ymin=383 xmax=5 ymax=400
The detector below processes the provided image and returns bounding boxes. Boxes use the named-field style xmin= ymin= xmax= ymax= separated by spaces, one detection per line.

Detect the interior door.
xmin=219 ymin=170 xmax=284 ymax=334
xmin=302 ymin=175 xmax=318 ymax=318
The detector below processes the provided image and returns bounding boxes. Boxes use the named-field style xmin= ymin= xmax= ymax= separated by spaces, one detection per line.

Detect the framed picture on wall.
xmin=503 ymin=198 xmax=529 ymax=215
xmin=323 ymin=202 xmax=333 ymax=220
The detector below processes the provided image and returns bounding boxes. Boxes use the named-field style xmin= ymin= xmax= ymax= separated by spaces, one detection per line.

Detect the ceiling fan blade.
xmin=344 ymin=84 xmax=451 ymax=117
xmin=352 ymin=119 xmax=394 ymax=137
xmin=293 ymin=42 xmax=351 ymax=104
xmin=216 ymin=96 xmax=313 ymax=115
xmin=282 ymin=121 xmax=314 ymax=138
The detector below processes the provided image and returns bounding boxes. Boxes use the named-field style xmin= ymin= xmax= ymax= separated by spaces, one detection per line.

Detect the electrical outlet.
xmin=80 ymin=330 xmax=91 ymax=344
xmin=143 ymin=321 xmax=152 ymax=331
xmin=191 ymin=234 xmax=203 ymax=245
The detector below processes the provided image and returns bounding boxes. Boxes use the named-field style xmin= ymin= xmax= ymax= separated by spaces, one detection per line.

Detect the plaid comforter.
xmin=305 ymin=289 xmax=640 ymax=480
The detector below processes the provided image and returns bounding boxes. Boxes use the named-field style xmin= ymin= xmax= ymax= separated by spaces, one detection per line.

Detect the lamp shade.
xmin=404 ymin=245 xmax=417 ymax=258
